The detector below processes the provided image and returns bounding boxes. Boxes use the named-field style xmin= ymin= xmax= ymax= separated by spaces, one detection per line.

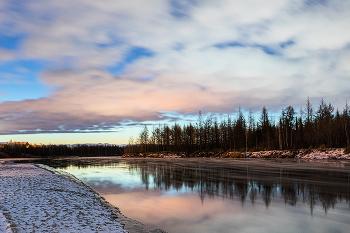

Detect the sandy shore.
xmin=0 ymin=161 xmax=164 ymax=233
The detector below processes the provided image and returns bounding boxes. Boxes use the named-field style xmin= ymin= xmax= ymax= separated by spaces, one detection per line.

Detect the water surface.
xmin=43 ymin=158 xmax=350 ymax=233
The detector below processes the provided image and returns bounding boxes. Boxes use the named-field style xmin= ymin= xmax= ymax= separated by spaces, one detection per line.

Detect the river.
xmin=40 ymin=158 xmax=350 ymax=233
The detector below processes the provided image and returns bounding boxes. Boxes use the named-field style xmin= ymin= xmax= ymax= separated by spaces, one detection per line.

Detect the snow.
xmin=138 ymin=148 xmax=350 ymax=159
xmin=245 ymin=148 xmax=350 ymax=159
xmin=0 ymin=162 xmax=127 ymax=233
xmin=0 ymin=212 xmax=12 ymax=233
xmin=295 ymin=148 xmax=350 ymax=160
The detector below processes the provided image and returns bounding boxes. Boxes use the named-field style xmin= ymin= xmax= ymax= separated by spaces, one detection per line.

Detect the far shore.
xmin=120 ymin=148 xmax=350 ymax=160
xmin=1 ymin=147 xmax=350 ymax=160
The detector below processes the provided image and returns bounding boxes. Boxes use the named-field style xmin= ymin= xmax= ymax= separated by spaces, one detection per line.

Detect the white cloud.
xmin=0 ymin=48 xmax=14 ymax=61
xmin=0 ymin=68 xmax=223 ymax=133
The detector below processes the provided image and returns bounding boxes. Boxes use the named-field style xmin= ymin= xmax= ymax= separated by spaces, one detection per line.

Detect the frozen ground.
xmin=295 ymin=148 xmax=350 ymax=159
xmin=248 ymin=148 xmax=350 ymax=159
xmin=0 ymin=161 xmax=127 ymax=233
xmin=127 ymin=148 xmax=350 ymax=159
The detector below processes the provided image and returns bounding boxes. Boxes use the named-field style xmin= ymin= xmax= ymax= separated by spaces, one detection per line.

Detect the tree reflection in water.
xmin=43 ymin=158 xmax=350 ymax=214
xmin=124 ymin=159 xmax=350 ymax=214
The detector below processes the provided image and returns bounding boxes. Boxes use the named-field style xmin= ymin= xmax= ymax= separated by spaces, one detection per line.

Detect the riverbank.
xmin=2 ymin=147 xmax=350 ymax=160
xmin=0 ymin=161 xmax=164 ymax=233
xmin=123 ymin=148 xmax=350 ymax=159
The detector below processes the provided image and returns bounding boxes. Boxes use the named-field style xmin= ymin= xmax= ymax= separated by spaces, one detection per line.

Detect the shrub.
xmin=318 ymin=144 xmax=326 ymax=152
xmin=344 ymin=147 xmax=350 ymax=154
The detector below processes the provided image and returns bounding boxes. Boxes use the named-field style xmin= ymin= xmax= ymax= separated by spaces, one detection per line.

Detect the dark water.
xmin=38 ymin=158 xmax=350 ymax=233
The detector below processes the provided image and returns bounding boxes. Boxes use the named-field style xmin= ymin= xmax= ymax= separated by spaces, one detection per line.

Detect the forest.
xmin=0 ymin=143 xmax=124 ymax=158
xmin=125 ymin=98 xmax=350 ymax=155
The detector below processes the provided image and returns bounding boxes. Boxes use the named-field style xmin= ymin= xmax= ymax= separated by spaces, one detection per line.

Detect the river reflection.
xmin=42 ymin=158 xmax=350 ymax=233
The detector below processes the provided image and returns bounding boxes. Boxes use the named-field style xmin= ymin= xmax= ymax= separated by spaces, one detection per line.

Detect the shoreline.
xmin=1 ymin=147 xmax=350 ymax=160
xmin=0 ymin=161 xmax=165 ymax=233
xmin=123 ymin=148 xmax=350 ymax=159
xmin=35 ymin=164 xmax=165 ymax=233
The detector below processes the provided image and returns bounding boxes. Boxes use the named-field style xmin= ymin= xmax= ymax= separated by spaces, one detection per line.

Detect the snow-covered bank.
xmin=125 ymin=148 xmax=350 ymax=159
xmin=295 ymin=148 xmax=350 ymax=159
xmin=35 ymin=164 xmax=165 ymax=233
xmin=0 ymin=162 xmax=131 ymax=233
xmin=249 ymin=148 xmax=350 ymax=159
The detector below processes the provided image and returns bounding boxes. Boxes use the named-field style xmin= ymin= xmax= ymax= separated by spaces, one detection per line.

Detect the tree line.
xmin=0 ymin=144 xmax=124 ymax=158
xmin=125 ymin=98 xmax=350 ymax=155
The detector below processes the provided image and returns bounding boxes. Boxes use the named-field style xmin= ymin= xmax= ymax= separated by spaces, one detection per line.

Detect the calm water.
xmin=41 ymin=158 xmax=350 ymax=233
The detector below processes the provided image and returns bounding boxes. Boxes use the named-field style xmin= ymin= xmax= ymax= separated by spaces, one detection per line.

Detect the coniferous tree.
xmin=139 ymin=125 xmax=149 ymax=153
xmin=315 ymin=99 xmax=334 ymax=147
xmin=197 ymin=111 xmax=204 ymax=151
xmin=234 ymin=107 xmax=246 ymax=150
xmin=259 ymin=106 xmax=271 ymax=150
xmin=304 ymin=97 xmax=314 ymax=147
xmin=281 ymin=106 xmax=295 ymax=149
xmin=343 ymin=101 xmax=350 ymax=148
xmin=247 ymin=109 xmax=255 ymax=150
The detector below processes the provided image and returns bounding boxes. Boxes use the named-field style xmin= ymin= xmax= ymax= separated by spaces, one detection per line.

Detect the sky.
xmin=1 ymin=0 xmax=350 ymax=145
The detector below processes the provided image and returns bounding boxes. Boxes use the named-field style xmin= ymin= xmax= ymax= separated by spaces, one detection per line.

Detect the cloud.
xmin=0 ymin=68 xmax=221 ymax=134
xmin=1 ymin=0 xmax=350 ymax=135
xmin=0 ymin=48 xmax=14 ymax=61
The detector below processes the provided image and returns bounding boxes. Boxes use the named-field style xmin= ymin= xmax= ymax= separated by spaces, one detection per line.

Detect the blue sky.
xmin=107 ymin=47 xmax=154 ymax=76
xmin=1 ymin=0 xmax=350 ymax=144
